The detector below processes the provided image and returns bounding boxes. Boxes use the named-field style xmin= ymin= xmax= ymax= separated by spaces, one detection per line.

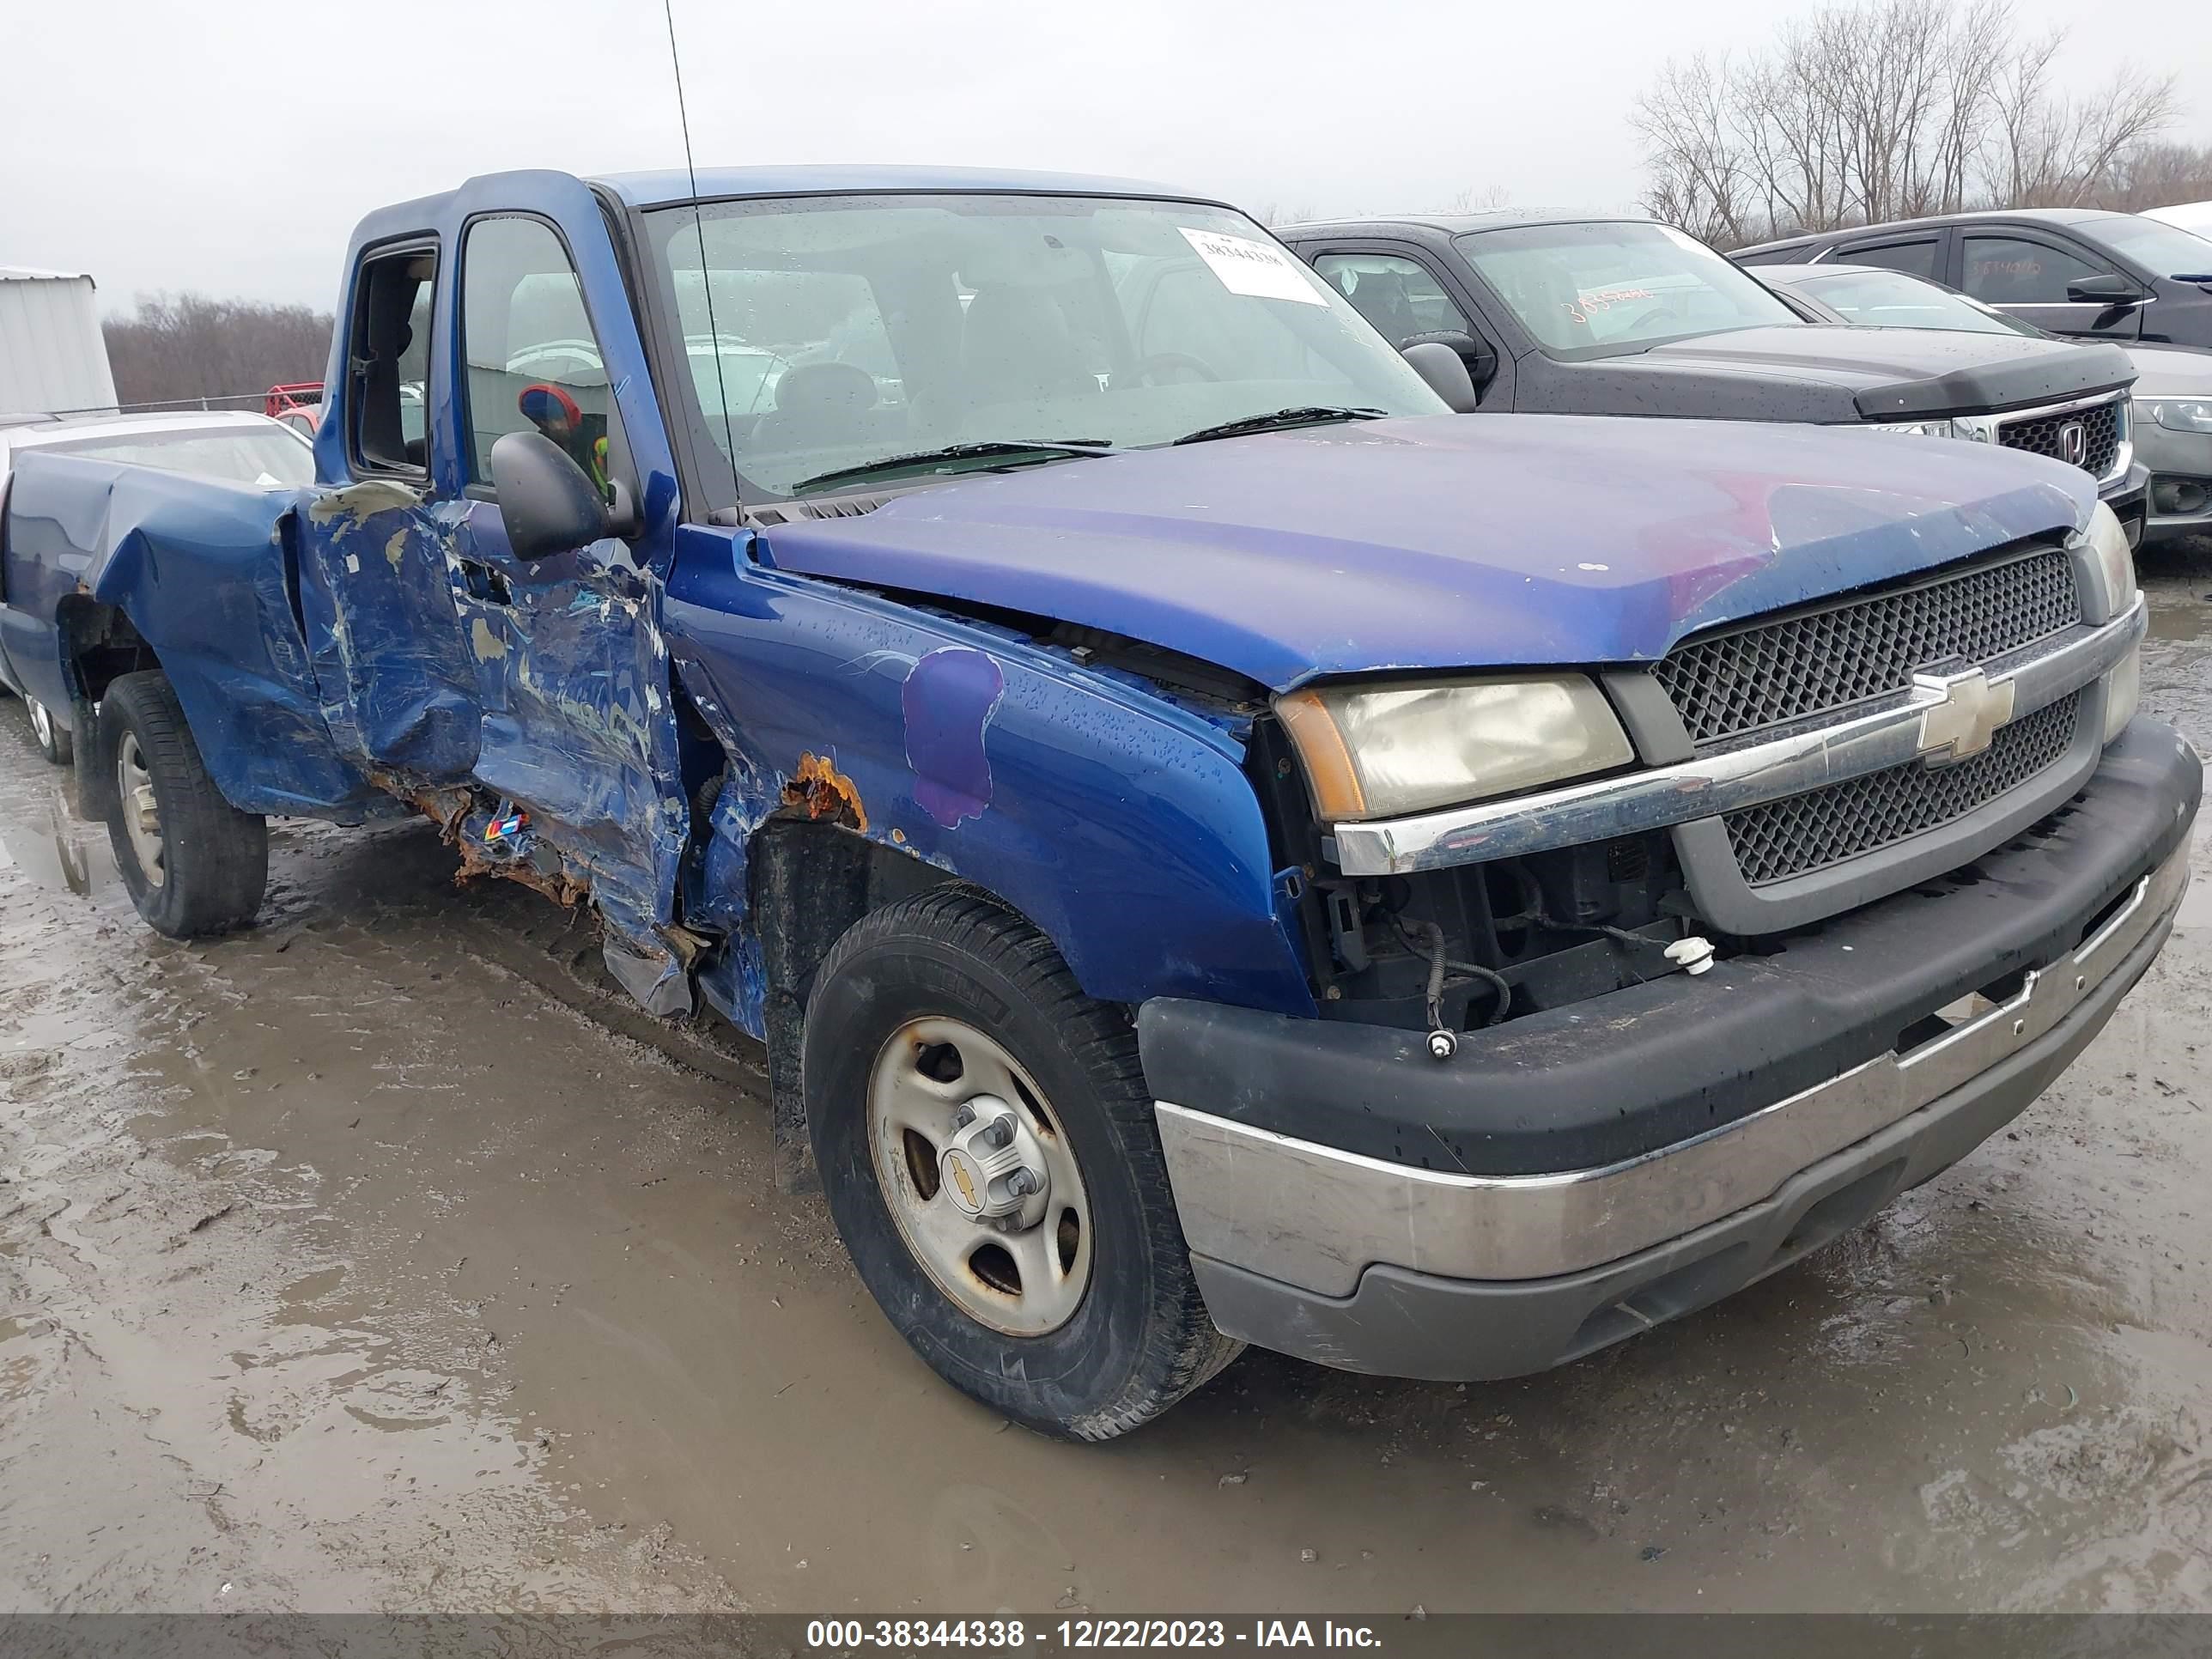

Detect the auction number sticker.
xmin=1179 ymin=228 xmax=1328 ymax=305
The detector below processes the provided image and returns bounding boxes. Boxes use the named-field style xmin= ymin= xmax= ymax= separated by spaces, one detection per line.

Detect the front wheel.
xmin=100 ymin=672 xmax=269 ymax=938
xmin=805 ymin=888 xmax=1241 ymax=1440
xmin=26 ymin=696 xmax=72 ymax=767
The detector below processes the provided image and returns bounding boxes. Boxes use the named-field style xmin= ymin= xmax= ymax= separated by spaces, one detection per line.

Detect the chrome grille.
xmin=2000 ymin=398 xmax=2120 ymax=479
xmin=1723 ymin=693 xmax=2081 ymax=885
xmin=1652 ymin=547 xmax=2080 ymax=747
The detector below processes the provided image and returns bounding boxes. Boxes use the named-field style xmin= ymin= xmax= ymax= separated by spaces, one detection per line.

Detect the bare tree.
xmin=103 ymin=293 xmax=334 ymax=410
xmin=1436 ymin=184 xmax=1517 ymax=216
xmin=1632 ymin=0 xmax=2181 ymax=246
xmin=2106 ymin=142 xmax=2212 ymax=212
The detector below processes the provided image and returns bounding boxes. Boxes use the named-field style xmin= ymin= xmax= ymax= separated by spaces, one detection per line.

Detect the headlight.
xmin=2104 ymin=644 xmax=2140 ymax=743
xmin=2142 ymin=398 xmax=2212 ymax=434
xmin=1865 ymin=418 xmax=1962 ymax=441
xmin=2083 ymin=498 xmax=2136 ymax=616
xmin=1274 ymin=675 xmax=1634 ymax=821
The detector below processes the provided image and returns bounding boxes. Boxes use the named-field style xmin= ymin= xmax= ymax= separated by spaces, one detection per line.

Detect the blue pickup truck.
xmin=0 ymin=167 xmax=2197 ymax=1439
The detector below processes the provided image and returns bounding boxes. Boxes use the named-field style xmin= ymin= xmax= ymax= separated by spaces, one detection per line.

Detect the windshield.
xmin=2095 ymin=215 xmax=2212 ymax=277
xmin=1797 ymin=269 xmax=2049 ymax=337
xmin=37 ymin=425 xmax=315 ymax=488
xmin=1455 ymin=221 xmax=1802 ymax=358
xmin=641 ymin=194 xmax=1441 ymax=502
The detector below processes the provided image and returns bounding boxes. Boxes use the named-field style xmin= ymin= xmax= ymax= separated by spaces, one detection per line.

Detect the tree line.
xmin=103 ymin=294 xmax=333 ymax=410
xmin=1633 ymin=0 xmax=2211 ymax=249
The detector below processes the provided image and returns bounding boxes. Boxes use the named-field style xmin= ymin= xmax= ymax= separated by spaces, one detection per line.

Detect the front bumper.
xmin=2135 ymin=417 xmax=2212 ymax=541
xmin=2101 ymin=462 xmax=2149 ymax=547
xmin=1142 ymin=720 xmax=2200 ymax=1380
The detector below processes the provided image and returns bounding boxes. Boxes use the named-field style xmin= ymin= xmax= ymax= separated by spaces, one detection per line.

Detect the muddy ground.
xmin=2 ymin=542 xmax=2209 ymax=1618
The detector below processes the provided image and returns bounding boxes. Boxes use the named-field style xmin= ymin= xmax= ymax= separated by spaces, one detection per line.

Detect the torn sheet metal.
xmin=295 ymin=483 xmax=483 ymax=781
xmin=664 ymin=524 xmax=1316 ymax=1029
xmin=446 ymin=501 xmax=692 ymax=1015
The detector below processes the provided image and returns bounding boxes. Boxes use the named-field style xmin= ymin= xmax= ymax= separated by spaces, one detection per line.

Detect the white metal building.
xmin=0 ymin=266 xmax=119 ymax=416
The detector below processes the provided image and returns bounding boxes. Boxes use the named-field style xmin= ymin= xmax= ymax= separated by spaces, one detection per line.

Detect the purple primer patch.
xmin=902 ymin=647 xmax=1006 ymax=828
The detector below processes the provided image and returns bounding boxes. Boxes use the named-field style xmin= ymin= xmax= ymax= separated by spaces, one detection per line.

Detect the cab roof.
xmin=351 ymin=166 xmax=1237 ymax=250
xmin=1279 ymin=210 xmax=1656 ymax=238
xmin=593 ymin=163 xmax=1218 ymax=209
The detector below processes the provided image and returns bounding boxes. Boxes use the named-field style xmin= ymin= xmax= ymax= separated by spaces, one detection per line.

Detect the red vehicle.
xmin=263 ymin=381 xmax=323 ymax=437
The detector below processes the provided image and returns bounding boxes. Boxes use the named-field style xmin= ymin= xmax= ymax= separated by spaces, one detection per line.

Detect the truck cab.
xmin=1 ymin=168 xmax=2195 ymax=1439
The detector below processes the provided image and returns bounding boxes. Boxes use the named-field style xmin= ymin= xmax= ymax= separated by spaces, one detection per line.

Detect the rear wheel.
xmin=26 ymin=696 xmax=72 ymax=767
xmin=100 ymin=672 xmax=268 ymax=938
xmin=805 ymin=888 xmax=1241 ymax=1440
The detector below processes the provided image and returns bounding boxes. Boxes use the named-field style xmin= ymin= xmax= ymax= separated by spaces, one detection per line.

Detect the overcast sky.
xmin=4 ymin=0 xmax=2208 ymax=313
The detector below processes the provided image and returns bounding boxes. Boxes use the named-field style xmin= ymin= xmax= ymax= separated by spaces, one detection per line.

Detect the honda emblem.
xmin=2057 ymin=421 xmax=2087 ymax=467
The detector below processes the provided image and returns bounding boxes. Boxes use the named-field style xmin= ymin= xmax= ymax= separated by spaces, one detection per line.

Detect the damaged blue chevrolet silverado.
xmin=0 ymin=167 xmax=2197 ymax=1439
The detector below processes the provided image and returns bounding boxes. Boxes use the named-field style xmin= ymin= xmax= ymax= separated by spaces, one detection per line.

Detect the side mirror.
xmin=489 ymin=429 xmax=611 ymax=562
xmin=1406 ymin=328 xmax=1498 ymax=394
xmin=2066 ymin=273 xmax=2145 ymax=306
xmin=1401 ymin=340 xmax=1481 ymax=413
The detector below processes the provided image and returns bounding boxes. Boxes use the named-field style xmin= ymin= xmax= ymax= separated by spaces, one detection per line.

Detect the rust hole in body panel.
xmin=781 ymin=753 xmax=868 ymax=832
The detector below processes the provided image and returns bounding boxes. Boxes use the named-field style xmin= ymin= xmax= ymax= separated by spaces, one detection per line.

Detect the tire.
xmin=805 ymin=887 xmax=1242 ymax=1441
xmin=26 ymin=696 xmax=73 ymax=767
xmin=99 ymin=672 xmax=269 ymax=939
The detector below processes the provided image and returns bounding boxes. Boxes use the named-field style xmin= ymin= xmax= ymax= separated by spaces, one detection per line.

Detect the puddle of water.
xmin=2144 ymin=592 xmax=2209 ymax=645
xmin=0 ymin=801 xmax=115 ymax=896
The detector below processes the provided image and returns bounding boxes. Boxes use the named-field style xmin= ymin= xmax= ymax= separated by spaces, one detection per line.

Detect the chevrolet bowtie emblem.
xmin=1914 ymin=666 xmax=2015 ymax=764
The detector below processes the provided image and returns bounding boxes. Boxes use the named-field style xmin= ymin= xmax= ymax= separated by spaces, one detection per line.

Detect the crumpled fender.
xmin=663 ymin=529 xmax=1315 ymax=1030
xmin=7 ymin=451 xmax=374 ymax=815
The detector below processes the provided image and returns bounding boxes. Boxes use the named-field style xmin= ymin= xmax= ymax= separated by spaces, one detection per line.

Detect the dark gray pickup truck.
xmin=1279 ymin=211 xmax=2150 ymax=544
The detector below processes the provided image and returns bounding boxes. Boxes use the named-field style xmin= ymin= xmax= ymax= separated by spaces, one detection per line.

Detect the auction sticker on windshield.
xmin=1179 ymin=228 xmax=1328 ymax=305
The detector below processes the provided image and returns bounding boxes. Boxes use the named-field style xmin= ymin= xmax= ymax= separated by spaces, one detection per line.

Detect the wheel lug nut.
xmin=981 ymin=1118 xmax=1012 ymax=1149
xmin=1007 ymin=1170 xmax=1036 ymax=1198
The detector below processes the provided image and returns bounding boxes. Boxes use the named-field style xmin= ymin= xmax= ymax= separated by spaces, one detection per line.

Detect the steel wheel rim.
xmin=116 ymin=731 xmax=166 ymax=888
xmin=27 ymin=698 xmax=53 ymax=750
xmin=867 ymin=1015 xmax=1094 ymax=1336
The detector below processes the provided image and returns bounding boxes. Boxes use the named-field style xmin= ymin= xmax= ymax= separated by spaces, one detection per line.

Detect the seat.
xmin=960 ymin=286 xmax=1097 ymax=405
xmin=1349 ymin=271 xmax=1416 ymax=345
xmin=747 ymin=361 xmax=891 ymax=454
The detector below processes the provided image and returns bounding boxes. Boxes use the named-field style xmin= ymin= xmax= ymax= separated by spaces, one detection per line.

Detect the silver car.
xmin=1755 ymin=261 xmax=2212 ymax=545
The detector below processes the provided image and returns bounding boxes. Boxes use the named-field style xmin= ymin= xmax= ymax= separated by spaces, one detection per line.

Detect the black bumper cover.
xmin=1139 ymin=719 xmax=2201 ymax=1178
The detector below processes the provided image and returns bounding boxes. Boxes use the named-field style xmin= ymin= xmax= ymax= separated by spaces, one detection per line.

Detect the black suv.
xmin=1278 ymin=212 xmax=2148 ymax=537
xmin=1733 ymin=209 xmax=2212 ymax=350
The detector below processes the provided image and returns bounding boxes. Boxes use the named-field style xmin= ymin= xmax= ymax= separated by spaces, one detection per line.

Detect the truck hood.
xmin=1632 ymin=326 xmax=2137 ymax=420
xmin=757 ymin=412 xmax=2090 ymax=693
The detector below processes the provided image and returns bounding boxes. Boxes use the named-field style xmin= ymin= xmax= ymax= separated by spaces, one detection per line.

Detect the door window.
xmin=460 ymin=216 xmax=625 ymax=490
xmin=1961 ymin=236 xmax=2106 ymax=305
xmin=1838 ymin=238 xmax=1941 ymax=280
xmin=1310 ymin=253 xmax=1473 ymax=347
xmin=347 ymin=249 xmax=435 ymax=476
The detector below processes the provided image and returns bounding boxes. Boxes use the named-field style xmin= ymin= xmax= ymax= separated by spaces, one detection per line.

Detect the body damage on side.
xmin=0 ymin=451 xmax=694 ymax=1006
xmin=0 ymin=451 xmax=377 ymax=815
xmin=1 ymin=443 xmax=1308 ymax=1060
xmin=660 ymin=523 xmax=1310 ymax=1042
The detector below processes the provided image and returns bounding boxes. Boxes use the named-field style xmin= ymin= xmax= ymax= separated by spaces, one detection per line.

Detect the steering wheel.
xmin=1626 ymin=305 xmax=1679 ymax=332
xmin=1130 ymin=352 xmax=1220 ymax=386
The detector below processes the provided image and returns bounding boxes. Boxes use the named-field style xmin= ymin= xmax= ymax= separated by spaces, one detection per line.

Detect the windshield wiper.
xmin=792 ymin=440 xmax=1114 ymax=495
xmin=1171 ymin=406 xmax=1387 ymax=446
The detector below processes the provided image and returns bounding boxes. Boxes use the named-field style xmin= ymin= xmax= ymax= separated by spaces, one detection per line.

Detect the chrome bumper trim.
xmin=1329 ymin=594 xmax=2145 ymax=878
xmin=1158 ymin=842 xmax=2185 ymax=1295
